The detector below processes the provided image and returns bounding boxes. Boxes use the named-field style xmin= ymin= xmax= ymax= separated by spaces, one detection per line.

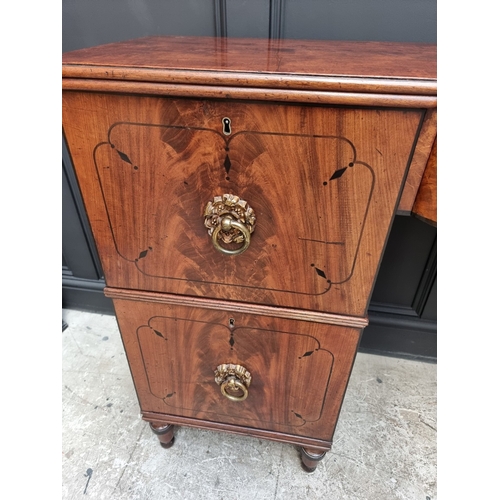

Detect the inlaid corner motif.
xmin=92 ymin=118 xmax=374 ymax=297
xmin=136 ymin=315 xmax=335 ymax=427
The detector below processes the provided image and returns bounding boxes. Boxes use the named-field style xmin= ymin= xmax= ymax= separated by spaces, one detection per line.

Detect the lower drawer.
xmin=112 ymin=296 xmax=361 ymax=443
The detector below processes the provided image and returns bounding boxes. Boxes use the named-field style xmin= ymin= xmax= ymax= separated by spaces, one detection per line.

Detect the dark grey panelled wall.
xmin=62 ymin=0 xmax=437 ymax=360
xmin=63 ymin=0 xmax=436 ymax=52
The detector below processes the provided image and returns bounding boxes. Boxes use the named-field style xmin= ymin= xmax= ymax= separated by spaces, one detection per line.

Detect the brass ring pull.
xmin=220 ymin=377 xmax=249 ymax=402
xmin=211 ymin=216 xmax=251 ymax=255
xmin=215 ymin=363 xmax=252 ymax=402
xmin=204 ymin=194 xmax=256 ymax=256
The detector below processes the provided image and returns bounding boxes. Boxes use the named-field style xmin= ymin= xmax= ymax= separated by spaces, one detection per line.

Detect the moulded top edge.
xmin=62 ymin=67 xmax=437 ymax=97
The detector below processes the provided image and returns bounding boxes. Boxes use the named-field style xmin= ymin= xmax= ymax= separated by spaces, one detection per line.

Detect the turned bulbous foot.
xmin=149 ymin=422 xmax=175 ymax=449
xmin=300 ymin=447 xmax=327 ymax=472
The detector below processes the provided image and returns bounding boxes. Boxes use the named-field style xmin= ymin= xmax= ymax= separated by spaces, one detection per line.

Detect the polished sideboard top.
xmin=62 ymin=36 xmax=436 ymax=99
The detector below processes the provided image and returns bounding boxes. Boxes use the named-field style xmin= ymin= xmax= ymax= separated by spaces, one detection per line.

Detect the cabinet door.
xmin=113 ymin=298 xmax=360 ymax=442
xmin=63 ymin=93 xmax=424 ymax=316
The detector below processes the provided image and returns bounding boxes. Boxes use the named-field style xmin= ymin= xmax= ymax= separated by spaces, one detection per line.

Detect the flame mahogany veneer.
xmin=62 ymin=36 xmax=436 ymax=472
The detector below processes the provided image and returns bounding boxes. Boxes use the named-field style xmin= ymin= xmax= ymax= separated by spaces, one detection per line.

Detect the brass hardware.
xmin=214 ymin=363 xmax=252 ymax=402
xmin=221 ymin=378 xmax=249 ymax=402
xmin=204 ymin=194 xmax=256 ymax=255
xmin=212 ymin=217 xmax=251 ymax=255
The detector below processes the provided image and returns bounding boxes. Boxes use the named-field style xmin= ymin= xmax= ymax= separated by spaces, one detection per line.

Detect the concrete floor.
xmin=62 ymin=309 xmax=437 ymax=500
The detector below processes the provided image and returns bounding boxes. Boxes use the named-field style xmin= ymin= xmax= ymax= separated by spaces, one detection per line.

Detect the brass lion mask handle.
xmin=204 ymin=194 xmax=256 ymax=256
xmin=214 ymin=363 xmax=252 ymax=402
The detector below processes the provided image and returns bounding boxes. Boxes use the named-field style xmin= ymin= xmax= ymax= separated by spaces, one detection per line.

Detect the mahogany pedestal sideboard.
xmin=62 ymin=36 xmax=437 ymax=472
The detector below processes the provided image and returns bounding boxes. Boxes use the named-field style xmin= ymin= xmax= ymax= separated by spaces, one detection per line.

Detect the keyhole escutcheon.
xmin=222 ymin=117 xmax=231 ymax=135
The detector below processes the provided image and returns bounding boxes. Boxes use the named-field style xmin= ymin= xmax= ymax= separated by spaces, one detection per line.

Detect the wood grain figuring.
xmin=397 ymin=108 xmax=437 ymax=213
xmin=113 ymin=298 xmax=360 ymax=442
xmin=62 ymin=93 xmax=424 ymax=317
xmin=103 ymin=287 xmax=369 ymax=328
xmin=62 ymin=36 xmax=437 ymax=85
xmin=412 ymin=139 xmax=437 ymax=226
